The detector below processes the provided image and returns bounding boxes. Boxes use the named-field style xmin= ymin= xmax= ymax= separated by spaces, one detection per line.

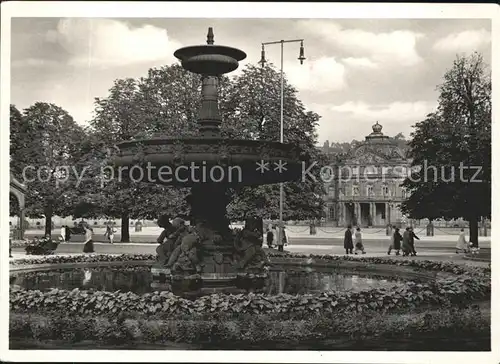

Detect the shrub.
xmin=9 ymin=306 xmax=490 ymax=348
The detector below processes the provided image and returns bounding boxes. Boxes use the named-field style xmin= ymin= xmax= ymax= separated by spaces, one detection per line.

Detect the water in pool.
xmin=10 ymin=266 xmax=404 ymax=295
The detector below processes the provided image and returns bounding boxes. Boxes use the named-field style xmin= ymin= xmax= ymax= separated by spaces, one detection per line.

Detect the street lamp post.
xmin=259 ymin=39 xmax=306 ymax=242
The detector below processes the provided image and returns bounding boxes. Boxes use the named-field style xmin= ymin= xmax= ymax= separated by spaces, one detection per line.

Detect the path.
xmin=11 ymin=238 xmax=490 ymax=266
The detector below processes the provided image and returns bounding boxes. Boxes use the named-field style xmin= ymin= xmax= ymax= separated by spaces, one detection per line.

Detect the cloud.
xmin=46 ymin=18 xmax=182 ymax=68
xmin=297 ymin=20 xmax=424 ymax=67
xmin=285 ymin=56 xmax=346 ymax=92
xmin=433 ymin=29 xmax=491 ymax=53
xmin=342 ymin=57 xmax=378 ymax=69
xmin=328 ymin=101 xmax=436 ymax=122
xmin=11 ymin=58 xmax=61 ymax=68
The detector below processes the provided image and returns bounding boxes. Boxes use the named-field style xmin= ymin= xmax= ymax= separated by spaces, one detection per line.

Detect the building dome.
xmin=365 ymin=121 xmax=388 ymax=142
xmin=372 ymin=121 xmax=383 ymax=134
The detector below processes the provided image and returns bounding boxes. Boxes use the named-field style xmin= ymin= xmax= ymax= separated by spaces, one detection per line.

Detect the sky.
xmin=10 ymin=17 xmax=492 ymax=144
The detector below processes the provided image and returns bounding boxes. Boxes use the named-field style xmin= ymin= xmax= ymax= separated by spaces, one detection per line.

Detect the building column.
xmin=355 ymin=203 xmax=361 ymax=226
xmin=341 ymin=203 xmax=346 ymax=226
xmin=385 ymin=203 xmax=390 ymax=225
xmin=371 ymin=203 xmax=376 ymax=226
xmin=19 ymin=209 xmax=25 ymax=240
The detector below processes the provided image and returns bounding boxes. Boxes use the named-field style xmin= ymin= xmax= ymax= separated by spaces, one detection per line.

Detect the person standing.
xmin=388 ymin=227 xmax=403 ymax=255
xmin=277 ymin=225 xmax=287 ymax=252
xmin=456 ymin=228 xmax=468 ymax=253
xmin=64 ymin=225 xmax=71 ymax=243
xmin=344 ymin=225 xmax=354 ymax=255
xmin=105 ymin=224 xmax=116 ymax=244
xmin=60 ymin=225 xmax=67 ymax=243
xmin=83 ymin=225 xmax=95 ymax=253
xmin=354 ymin=227 xmax=366 ymax=254
xmin=409 ymin=227 xmax=420 ymax=256
xmin=401 ymin=227 xmax=412 ymax=256
xmin=266 ymin=227 xmax=274 ymax=249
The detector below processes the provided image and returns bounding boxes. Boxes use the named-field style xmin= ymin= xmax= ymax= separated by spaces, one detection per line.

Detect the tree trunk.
xmin=44 ymin=207 xmax=53 ymax=237
xmin=121 ymin=212 xmax=130 ymax=242
xmin=469 ymin=216 xmax=479 ymax=248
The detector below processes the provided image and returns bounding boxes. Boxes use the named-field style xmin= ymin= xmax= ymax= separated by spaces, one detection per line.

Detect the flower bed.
xmin=9 ymin=252 xmax=491 ymax=348
xmin=9 ymin=253 xmax=155 ymax=266
xmin=10 ymin=270 xmax=489 ymax=319
xmin=10 ymin=240 xmax=31 ymax=248
xmin=10 ymin=253 xmax=490 ymax=319
xmin=10 ymin=305 xmax=490 ymax=349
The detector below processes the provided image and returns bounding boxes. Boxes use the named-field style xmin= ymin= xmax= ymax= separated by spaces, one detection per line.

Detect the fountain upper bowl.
xmin=174 ymin=45 xmax=247 ymax=75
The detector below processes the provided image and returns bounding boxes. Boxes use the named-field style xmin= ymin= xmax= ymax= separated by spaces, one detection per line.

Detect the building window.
xmin=364 ymin=165 xmax=377 ymax=175
xmin=352 ymin=185 xmax=359 ymax=196
xmin=329 ymin=206 xmax=335 ymax=219
xmin=328 ymin=186 xmax=335 ymax=197
xmin=367 ymin=185 xmax=373 ymax=196
xmin=382 ymin=185 xmax=389 ymax=196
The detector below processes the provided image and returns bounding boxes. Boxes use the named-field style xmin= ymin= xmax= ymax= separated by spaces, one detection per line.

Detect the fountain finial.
xmin=207 ymin=27 xmax=214 ymax=45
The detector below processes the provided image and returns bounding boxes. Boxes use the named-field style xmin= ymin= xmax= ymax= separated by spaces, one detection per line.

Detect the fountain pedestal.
xmin=115 ymin=28 xmax=306 ymax=297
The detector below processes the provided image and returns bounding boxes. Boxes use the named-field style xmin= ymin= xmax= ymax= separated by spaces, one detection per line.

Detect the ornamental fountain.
xmin=113 ymin=28 xmax=308 ymax=296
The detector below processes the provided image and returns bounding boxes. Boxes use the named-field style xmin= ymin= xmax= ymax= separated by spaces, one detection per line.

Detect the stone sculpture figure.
xmin=166 ymin=225 xmax=202 ymax=274
xmin=234 ymin=217 xmax=269 ymax=271
xmin=156 ymin=216 xmax=189 ymax=265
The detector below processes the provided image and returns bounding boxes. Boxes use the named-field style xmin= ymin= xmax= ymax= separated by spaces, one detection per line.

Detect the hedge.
xmin=10 ymin=305 xmax=489 ymax=349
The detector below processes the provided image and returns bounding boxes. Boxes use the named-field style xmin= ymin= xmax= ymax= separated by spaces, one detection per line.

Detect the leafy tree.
xmin=89 ymin=62 xmax=327 ymax=230
xmin=89 ymin=78 xmax=156 ymax=241
xmin=401 ymin=53 xmax=491 ymax=246
xmin=88 ymin=73 xmax=197 ymax=240
xmin=223 ymin=64 xmax=326 ymax=220
xmin=10 ymin=102 xmax=86 ymax=236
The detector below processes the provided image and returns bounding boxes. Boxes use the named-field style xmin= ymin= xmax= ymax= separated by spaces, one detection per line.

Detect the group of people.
xmin=77 ymin=224 xmax=117 ymax=253
xmin=59 ymin=225 xmax=72 ymax=243
xmin=265 ymin=225 xmax=289 ymax=252
xmin=343 ymin=226 xmax=367 ymax=255
xmin=343 ymin=225 xmax=421 ymax=256
xmin=387 ymin=226 xmax=420 ymax=256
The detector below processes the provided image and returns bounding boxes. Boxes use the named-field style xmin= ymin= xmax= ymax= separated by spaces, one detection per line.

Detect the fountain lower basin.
xmin=114 ymin=137 xmax=307 ymax=186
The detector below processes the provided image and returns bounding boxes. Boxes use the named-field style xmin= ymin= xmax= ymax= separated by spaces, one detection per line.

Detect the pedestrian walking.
xmin=344 ymin=225 xmax=354 ymax=254
xmin=354 ymin=227 xmax=366 ymax=254
xmin=266 ymin=228 xmax=274 ymax=249
xmin=83 ymin=225 xmax=95 ymax=253
xmin=60 ymin=225 xmax=67 ymax=243
xmin=64 ymin=225 xmax=71 ymax=243
xmin=277 ymin=225 xmax=287 ymax=252
xmin=105 ymin=224 xmax=116 ymax=244
xmin=271 ymin=225 xmax=278 ymax=247
xmin=456 ymin=228 xmax=468 ymax=253
xmin=409 ymin=227 xmax=420 ymax=256
xmin=388 ymin=227 xmax=403 ymax=255
xmin=401 ymin=227 xmax=411 ymax=256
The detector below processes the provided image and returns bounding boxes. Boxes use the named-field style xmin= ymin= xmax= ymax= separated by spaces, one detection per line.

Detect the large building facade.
xmin=322 ymin=122 xmax=411 ymax=227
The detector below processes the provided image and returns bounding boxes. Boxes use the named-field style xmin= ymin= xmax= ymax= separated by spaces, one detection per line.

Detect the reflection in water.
xmin=264 ymin=270 xmax=397 ymax=295
xmin=10 ymin=266 xmax=403 ymax=295
xmin=83 ymin=269 xmax=92 ymax=285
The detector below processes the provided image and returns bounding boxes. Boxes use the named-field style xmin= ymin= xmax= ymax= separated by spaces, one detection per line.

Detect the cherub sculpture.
xmin=234 ymin=217 xmax=269 ymax=271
